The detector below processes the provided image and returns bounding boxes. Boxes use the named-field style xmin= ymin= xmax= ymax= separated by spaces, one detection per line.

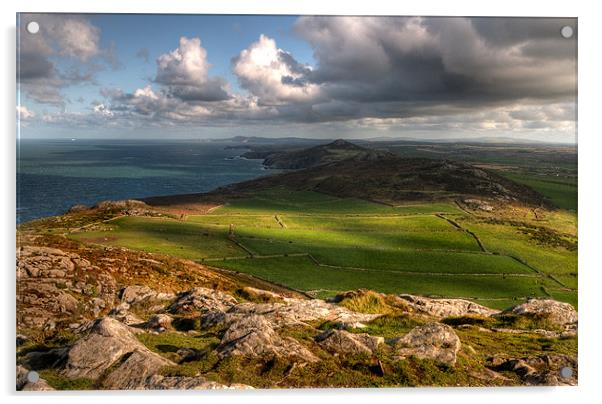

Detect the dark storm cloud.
xmin=291 ymin=16 xmax=577 ymax=112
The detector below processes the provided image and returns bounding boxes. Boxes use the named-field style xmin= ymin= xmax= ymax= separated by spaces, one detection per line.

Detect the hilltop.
xmin=242 ymin=139 xmax=395 ymax=169
xmin=223 ymin=140 xmax=547 ymax=207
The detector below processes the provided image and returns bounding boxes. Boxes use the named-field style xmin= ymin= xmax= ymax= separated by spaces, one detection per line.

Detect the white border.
xmin=3 ymin=1 xmax=601 ymax=403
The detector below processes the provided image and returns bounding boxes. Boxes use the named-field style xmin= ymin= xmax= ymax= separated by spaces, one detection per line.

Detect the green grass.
xmin=70 ymin=216 xmax=246 ymax=260
xmin=501 ymin=172 xmax=577 ymax=211
xmin=68 ymin=188 xmax=576 ymax=309
xmin=216 ymin=255 xmax=552 ymax=304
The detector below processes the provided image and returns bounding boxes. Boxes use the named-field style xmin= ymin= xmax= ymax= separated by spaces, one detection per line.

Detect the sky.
xmin=17 ymin=14 xmax=577 ymax=142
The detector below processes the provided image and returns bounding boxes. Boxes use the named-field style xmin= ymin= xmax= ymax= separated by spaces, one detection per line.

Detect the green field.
xmin=500 ymin=172 xmax=577 ymax=211
xmin=69 ymin=187 xmax=577 ymax=309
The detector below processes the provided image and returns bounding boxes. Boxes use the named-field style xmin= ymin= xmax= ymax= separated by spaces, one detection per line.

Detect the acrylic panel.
xmin=16 ymin=13 xmax=577 ymax=390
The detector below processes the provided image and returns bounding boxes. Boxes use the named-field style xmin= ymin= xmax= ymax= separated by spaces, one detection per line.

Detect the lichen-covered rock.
xmin=488 ymin=354 xmax=577 ymax=386
xmin=398 ymin=294 xmax=500 ymax=318
xmin=61 ymin=317 xmax=172 ymax=380
xmin=143 ymin=374 xmax=253 ymax=390
xmin=101 ymin=350 xmax=173 ymax=389
xmin=17 ymin=245 xmax=117 ymax=329
xmin=142 ymin=314 xmax=173 ymax=332
xmin=393 ymin=322 xmax=461 ymax=367
xmin=168 ymin=287 xmax=237 ymax=314
xmin=201 ymin=297 xmax=380 ymax=331
xmin=315 ymin=329 xmax=383 ymax=355
xmin=120 ymin=285 xmax=175 ymax=306
xmin=504 ymin=299 xmax=577 ymax=326
xmin=216 ymin=315 xmax=319 ymax=363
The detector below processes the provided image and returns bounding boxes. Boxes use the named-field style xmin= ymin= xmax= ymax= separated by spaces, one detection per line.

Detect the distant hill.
xmin=242 ymin=139 xmax=395 ymax=169
xmin=220 ymin=141 xmax=547 ymax=206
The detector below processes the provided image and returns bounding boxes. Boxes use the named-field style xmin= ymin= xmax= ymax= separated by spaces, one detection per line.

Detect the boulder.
xmin=398 ymin=294 xmax=500 ymax=318
xmin=315 ymin=329 xmax=383 ymax=355
xmin=504 ymin=299 xmax=577 ymax=326
xmin=216 ymin=315 xmax=319 ymax=363
xmin=120 ymin=285 xmax=175 ymax=306
xmin=393 ymin=322 xmax=461 ymax=367
xmin=142 ymin=314 xmax=173 ymax=332
xmin=168 ymin=287 xmax=237 ymax=314
xmin=61 ymin=317 xmax=172 ymax=380
xmin=101 ymin=350 xmax=173 ymax=389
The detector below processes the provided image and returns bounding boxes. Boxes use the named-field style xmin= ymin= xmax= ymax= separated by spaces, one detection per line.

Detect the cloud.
xmin=154 ymin=37 xmax=230 ymax=102
xmin=232 ymin=35 xmax=321 ymax=105
xmin=30 ymin=16 xmax=576 ymax=142
xmin=293 ymin=16 xmax=576 ymax=107
xmin=17 ymin=105 xmax=36 ymax=120
xmin=18 ymin=14 xmax=117 ymax=106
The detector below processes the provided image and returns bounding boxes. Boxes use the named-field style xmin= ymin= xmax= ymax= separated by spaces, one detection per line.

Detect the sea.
xmin=16 ymin=139 xmax=269 ymax=224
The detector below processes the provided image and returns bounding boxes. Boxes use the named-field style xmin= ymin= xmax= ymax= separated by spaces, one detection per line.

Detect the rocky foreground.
xmin=16 ymin=234 xmax=578 ymax=390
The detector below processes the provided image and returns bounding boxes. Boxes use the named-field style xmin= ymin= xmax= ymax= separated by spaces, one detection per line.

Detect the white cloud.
xmin=232 ymin=35 xmax=321 ymax=105
xmin=17 ymin=105 xmax=36 ymax=120
xmin=155 ymin=37 xmax=230 ymax=101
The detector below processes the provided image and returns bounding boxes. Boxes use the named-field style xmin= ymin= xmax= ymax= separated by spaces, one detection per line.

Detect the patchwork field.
xmin=499 ymin=172 xmax=577 ymax=211
xmin=69 ymin=187 xmax=577 ymax=310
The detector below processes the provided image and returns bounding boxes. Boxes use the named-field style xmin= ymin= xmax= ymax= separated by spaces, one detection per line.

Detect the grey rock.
xmin=504 ymin=298 xmax=577 ymax=327
xmin=120 ymin=285 xmax=175 ymax=306
xmin=398 ymin=294 xmax=500 ymax=318
xmin=393 ymin=322 xmax=461 ymax=367
xmin=315 ymin=329 xmax=383 ymax=355
xmin=61 ymin=317 xmax=172 ymax=380
xmin=216 ymin=315 xmax=319 ymax=363
xmin=168 ymin=287 xmax=237 ymax=314
xmin=101 ymin=349 xmax=173 ymax=389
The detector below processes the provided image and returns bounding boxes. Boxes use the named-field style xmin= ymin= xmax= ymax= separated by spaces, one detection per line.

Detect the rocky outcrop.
xmin=93 ymin=199 xmax=157 ymax=216
xmin=202 ymin=297 xmax=380 ymax=331
xmin=488 ymin=354 xmax=577 ymax=386
xmin=503 ymin=299 xmax=577 ymax=326
xmin=398 ymin=294 xmax=500 ymax=318
xmin=315 ymin=330 xmax=383 ymax=356
xmin=120 ymin=285 xmax=175 ymax=306
xmin=168 ymin=287 xmax=237 ymax=314
xmin=143 ymin=375 xmax=253 ymax=390
xmin=393 ymin=323 xmax=461 ymax=367
xmin=17 ymin=245 xmax=117 ymax=329
xmin=61 ymin=318 xmax=172 ymax=381
xmin=216 ymin=315 xmax=319 ymax=363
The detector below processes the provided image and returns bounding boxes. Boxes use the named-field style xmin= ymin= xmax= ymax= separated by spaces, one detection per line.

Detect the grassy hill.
xmin=69 ymin=187 xmax=576 ymax=310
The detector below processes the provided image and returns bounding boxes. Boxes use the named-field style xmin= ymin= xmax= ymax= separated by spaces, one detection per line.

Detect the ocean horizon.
xmin=16 ymin=138 xmax=270 ymax=223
